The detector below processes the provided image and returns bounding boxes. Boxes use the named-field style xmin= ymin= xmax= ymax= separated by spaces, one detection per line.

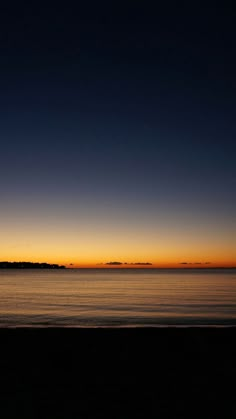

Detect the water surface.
xmin=0 ymin=269 xmax=235 ymax=326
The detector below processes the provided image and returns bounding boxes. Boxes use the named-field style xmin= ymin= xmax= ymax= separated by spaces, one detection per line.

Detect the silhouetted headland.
xmin=0 ymin=262 xmax=66 ymax=269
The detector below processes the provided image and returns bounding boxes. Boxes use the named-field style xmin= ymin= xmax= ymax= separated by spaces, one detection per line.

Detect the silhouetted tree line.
xmin=0 ymin=262 xmax=66 ymax=269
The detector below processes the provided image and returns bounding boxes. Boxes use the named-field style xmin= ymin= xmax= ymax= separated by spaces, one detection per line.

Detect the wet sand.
xmin=0 ymin=328 xmax=236 ymax=418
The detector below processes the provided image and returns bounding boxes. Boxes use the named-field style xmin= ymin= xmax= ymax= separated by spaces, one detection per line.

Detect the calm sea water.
xmin=0 ymin=269 xmax=236 ymax=327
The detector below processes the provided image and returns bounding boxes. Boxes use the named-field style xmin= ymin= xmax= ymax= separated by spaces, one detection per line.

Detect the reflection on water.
xmin=0 ymin=269 xmax=236 ymax=326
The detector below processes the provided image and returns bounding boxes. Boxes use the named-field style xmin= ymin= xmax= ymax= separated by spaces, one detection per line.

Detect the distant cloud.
xmin=131 ymin=262 xmax=152 ymax=266
xmin=105 ymin=261 xmax=123 ymax=265
xmin=105 ymin=261 xmax=152 ymax=266
xmin=180 ymin=262 xmax=212 ymax=265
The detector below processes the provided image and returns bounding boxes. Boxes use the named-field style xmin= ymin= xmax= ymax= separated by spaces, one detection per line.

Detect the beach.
xmin=0 ymin=327 xmax=236 ymax=418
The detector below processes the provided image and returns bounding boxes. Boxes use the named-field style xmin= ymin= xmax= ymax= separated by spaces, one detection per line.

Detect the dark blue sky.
xmin=0 ymin=2 xmax=235 ymax=265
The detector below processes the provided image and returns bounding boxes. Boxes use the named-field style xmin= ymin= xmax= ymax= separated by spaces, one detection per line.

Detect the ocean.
xmin=0 ymin=268 xmax=235 ymax=327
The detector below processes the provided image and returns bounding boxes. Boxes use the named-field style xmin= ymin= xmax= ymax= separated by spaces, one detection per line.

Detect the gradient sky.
xmin=0 ymin=3 xmax=235 ymax=267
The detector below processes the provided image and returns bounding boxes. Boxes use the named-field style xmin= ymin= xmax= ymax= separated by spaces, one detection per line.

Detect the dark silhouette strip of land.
xmin=0 ymin=262 xmax=66 ymax=269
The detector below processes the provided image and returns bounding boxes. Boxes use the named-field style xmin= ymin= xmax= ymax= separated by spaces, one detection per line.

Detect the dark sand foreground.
xmin=0 ymin=328 xmax=236 ymax=418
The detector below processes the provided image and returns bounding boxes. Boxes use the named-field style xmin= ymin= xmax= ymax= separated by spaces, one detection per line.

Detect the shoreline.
xmin=1 ymin=327 xmax=236 ymax=418
xmin=1 ymin=324 xmax=236 ymax=328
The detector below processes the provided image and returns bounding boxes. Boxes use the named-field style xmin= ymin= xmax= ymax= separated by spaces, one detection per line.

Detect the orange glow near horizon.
xmin=1 ymin=244 xmax=235 ymax=269
xmin=1 ymin=206 xmax=235 ymax=269
xmin=1 ymin=257 xmax=235 ymax=269
xmin=65 ymin=260 xmax=236 ymax=269
xmin=1 ymin=238 xmax=235 ymax=268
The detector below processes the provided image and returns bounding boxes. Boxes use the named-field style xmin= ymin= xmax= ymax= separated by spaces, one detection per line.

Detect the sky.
xmin=0 ymin=2 xmax=235 ymax=267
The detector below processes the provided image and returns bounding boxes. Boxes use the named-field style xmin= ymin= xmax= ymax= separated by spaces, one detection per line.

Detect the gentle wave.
xmin=0 ymin=269 xmax=236 ymax=327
